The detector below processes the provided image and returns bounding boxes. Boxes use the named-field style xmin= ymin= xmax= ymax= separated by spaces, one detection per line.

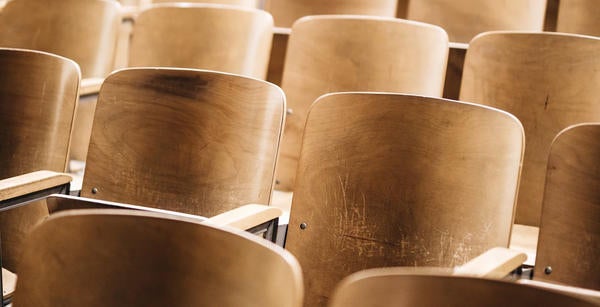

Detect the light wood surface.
xmin=79 ymin=78 xmax=104 ymax=96
xmin=2 ymin=268 xmax=16 ymax=299
xmin=0 ymin=48 xmax=80 ymax=179
xmin=556 ymin=0 xmax=600 ymax=37
xmin=406 ymin=0 xmax=547 ymax=43
xmin=534 ymin=124 xmax=600 ymax=290
xmin=329 ymin=268 xmax=599 ymax=307
xmin=275 ymin=16 xmax=449 ymax=190
xmin=204 ymin=204 xmax=282 ymax=230
xmin=509 ymin=223 xmax=539 ymax=266
xmin=453 ymin=247 xmax=527 ymax=279
xmin=0 ymin=171 xmax=71 ymax=202
xmin=14 ymin=209 xmax=303 ymax=307
xmin=0 ymin=0 xmax=121 ymax=78
xmin=460 ymin=32 xmax=600 ymax=226
xmin=264 ymin=0 xmax=397 ymax=27
xmin=82 ymin=68 xmax=284 ymax=217
xmin=152 ymin=0 xmax=259 ymax=7
xmin=285 ymin=93 xmax=524 ymax=306
xmin=129 ymin=4 xmax=273 ymax=79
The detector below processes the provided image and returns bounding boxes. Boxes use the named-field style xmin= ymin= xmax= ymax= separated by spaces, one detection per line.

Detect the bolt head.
xmin=300 ymin=222 xmax=307 ymax=230
xmin=544 ymin=266 xmax=553 ymax=275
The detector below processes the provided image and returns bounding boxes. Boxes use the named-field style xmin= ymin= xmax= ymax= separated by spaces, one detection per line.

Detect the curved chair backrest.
xmin=275 ymin=16 xmax=448 ymax=190
xmin=406 ymin=0 xmax=547 ymax=43
xmin=556 ymin=0 xmax=600 ymax=37
xmin=264 ymin=0 xmax=397 ymax=27
xmin=14 ymin=209 xmax=303 ymax=307
xmin=129 ymin=4 xmax=273 ymax=79
xmin=0 ymin=48 xmax=80 ymax=178
xmin=0 ymin=0 xmax=120 ymax=78
xmin=285 ymin=93 xmax=524 ymax=306
xmin=81 ymin=68 xmax=284 ymax=217
xmin=329 ymin=267 xmax=599 ymax=307
xmin=460 ymin=32 xmax=600 ymax=226
xmin=152 ymin=0 xmax=258 ymax=7
xmin=535 ymin=124 xmax=600 ymax=290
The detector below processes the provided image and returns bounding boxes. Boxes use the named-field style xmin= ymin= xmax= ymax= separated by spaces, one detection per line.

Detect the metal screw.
xmin=286 ymin=108 xmax=294 ymax=115
xmin=91 ymin=187 xmax=99 ymax=194
xmin=544 ymin=266 xmax=553 ymax=275
xmin=300 ymin=222 xmax=307 ymax=230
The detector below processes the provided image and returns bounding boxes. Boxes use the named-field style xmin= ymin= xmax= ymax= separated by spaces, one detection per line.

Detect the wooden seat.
xmin=274 ymin=16 xmax=449 ymax=191
xmin=284 ymin=93 xmax=524 ymax=306
xmin=264 ymin=0 xmax=398 ymax=28
xmin=406 ymin=0 xmax=547 ymax=43
xmin=556 ymin=0 xmax=600 ymax=37
xmin=80 ymin=68 xmax=284 ymax=217
xmin=460 ymin=32 xmax=600 ymax=227
xmin=129 ymin=4 xmax=273 ymax=79
xmin=534 ymin=124 xmax=600 ymax=290
xmin=151 ymin=0 xmax=259 ymax=7
xmin=14 ymin=209 xmax=303 ymax=307
xmin=329 ymin=267 xmax=600 ymax=307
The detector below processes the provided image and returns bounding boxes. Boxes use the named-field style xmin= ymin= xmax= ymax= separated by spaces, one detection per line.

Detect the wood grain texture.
xmin=0 ymin=48 xmax=80 ymax=178
xmin=285 ymin=93 xmax=524 ymax=306
xmin=14 ymin=209 xmax=303 ymax=307
xmin=152 ymin=0 xmax=259 ymax=7
xmin=535 ymin=124 xmax=600 ymax=290
xmin=557 ymin=0 xmax=600 ymax=37
xmin=0 ymin=0 xmax=120 ymax=78
xmin=264 ymin=0 xmax=397 ymax=27
xmin=0 ymin=171 xmax=71 ymax=201
xmin=129 ymin=4 xmax=273 ymax=79
xmin=275 ymin=16 xmax=449 ymax=191
xmin=82 ymin=68 xmax=284 ymax=217
xmin=519 ymin=279 xmax=600 ymax=305
xmin=329 ymin=268 xmax=598 ymax=307
xmin=407 ymin=0 xmax=547 ymax=43
xmin=460 ymin=32 xmax=600 ymax=226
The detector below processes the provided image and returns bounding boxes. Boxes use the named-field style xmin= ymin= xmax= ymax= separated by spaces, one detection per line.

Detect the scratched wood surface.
xmin=460 ymin=32 xmax=600 ymax=226
xmin=275 ymin=16 xmax=449 ymax=191
xmin=329 ymin=268 xmax=599 ymax=307
xmin=285 ymin=93 xmax=524 ymax=306
xmin=264 ymin=0 xmax=397 ymax=27
xmin=556 ymin=0 xmax=600 ymax=37
xmin=0 ymin=49 xmax=80 ymax=179
xmin=81 ymin=68 xmax=284 ymax=217
xmin=129 ymin=4 xmax=273 ymax=79
xmin=0 ymin=0 xmax=120 ymax=78
xmin=406 ymin=0 xmax=547 ymax=43
xmin=15 ymin=209 xmax=303 ymax=307
xmin=535 ymin=124 xmax=600 ymax=290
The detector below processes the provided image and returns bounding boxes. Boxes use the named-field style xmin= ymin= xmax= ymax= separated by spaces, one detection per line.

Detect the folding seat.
xmin=556 ymin=0 xmax=600 ymax=37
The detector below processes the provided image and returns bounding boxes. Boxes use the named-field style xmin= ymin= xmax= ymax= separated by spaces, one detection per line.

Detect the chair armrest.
xmin=453 ymin=247 xmax=527 ymax=278
xmin=80 ymin=77 xmax=104 ymax=96
xmin=0 ymin=171 xmax=72 ymax=203
xmin=203 ymin=204 xmax=282 ymax=230
xmin=2 ymin=267 xmax=16 ymax=300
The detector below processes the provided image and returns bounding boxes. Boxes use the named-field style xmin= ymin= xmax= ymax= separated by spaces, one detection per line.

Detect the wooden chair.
xmin=151 ymin=0 xmax=259 ymax=7
xmin=556 ymin=0 xmax=600 ymax=37
xmin=274 ymin=16 xmax=448 ymax=191
xmin=460 ymin=32 xmax=600 ymax=227
xmin=80 ymin=68 xmax=284 ymax=217
xmin=534 ymin=124 xmax=600 ymax=290
xmin=406 ymin=0 xmax=547 ymax=43
xmin=264 ymin=0 xmax=398 ymax=28
xmin=129 ymin=4 xmax=273 ymax=79
xmin=284 ymin=92 xmax=524 ymax=306
xmin=0 ymin=48 xmax=80 ymax=180
xmin=14 ymin=209 xmax=303 ymax=307
xmin=329 ymin=267 xmax=600 ymax=307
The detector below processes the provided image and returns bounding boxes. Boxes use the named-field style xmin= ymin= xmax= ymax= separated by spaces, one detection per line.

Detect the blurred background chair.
xmin=274 ymin=16 xmax=448 ymax=191
xmin=284 ymin=92 xmax=524 ymax=306
xmin=14 ymin=209 xmax=303 ymax=307
xmin=556 ymin=0 xmax=600 ymax=37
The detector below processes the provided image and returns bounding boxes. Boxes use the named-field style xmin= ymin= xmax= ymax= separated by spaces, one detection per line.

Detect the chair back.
xmin=81 ymin=68 xmax=284 ymax=217
xmin=407 ymin=0 xmax=547 ymax=43
xmin=556 ymin=0 xmax=600 ymax=37
xmin=14 ymin=209 xmax=303 ymax=307
xmin=285 ymin=93 xmax=524 ymax=306
xmin=535 ymin=124 xmax=600 ymax=290
xmin=460 ymin=32 xmax=600 ymax=226
xmin=275 ymin=16 xmax=449 ymax=190
xmin=0 ymin=0 xmax=120 ymax=78
xmin=129 ymin=4 xmax=273 ymax=79
xmin=264 ymin=0 xmax=397 ymax=27
xmin=329 ymin=267 xmax=598 ymax=307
